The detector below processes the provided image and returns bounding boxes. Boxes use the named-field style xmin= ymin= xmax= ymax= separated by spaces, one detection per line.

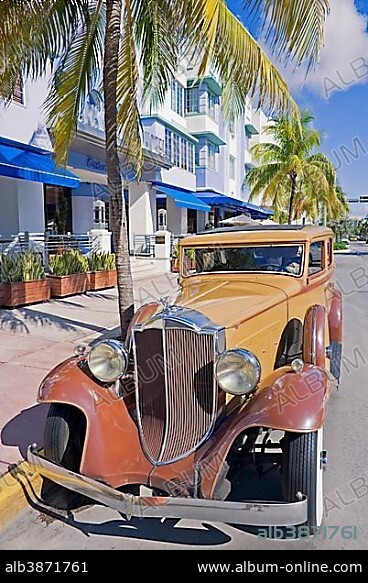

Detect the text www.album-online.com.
xmin=197 ymin=561 xmax=363 ymax=574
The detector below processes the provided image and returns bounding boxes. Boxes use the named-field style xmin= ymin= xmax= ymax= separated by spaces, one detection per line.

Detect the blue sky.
xmin=228 ymin=0 xmax=368 ymax=198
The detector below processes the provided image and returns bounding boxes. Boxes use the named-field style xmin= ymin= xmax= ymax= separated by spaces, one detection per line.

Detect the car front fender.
xmin=38 ymin=357 xmax=153 ymax=487
xmin=196 ymin=364 xmax=336 ymax=499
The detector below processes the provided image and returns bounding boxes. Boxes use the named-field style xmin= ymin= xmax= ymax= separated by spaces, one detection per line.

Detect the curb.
xmin=0 ymin=459 xmax=42 ymax=532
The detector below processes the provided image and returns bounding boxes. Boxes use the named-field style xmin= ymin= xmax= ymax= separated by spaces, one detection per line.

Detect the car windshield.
xmin=183 ymin=245 xmax=304 ymax=276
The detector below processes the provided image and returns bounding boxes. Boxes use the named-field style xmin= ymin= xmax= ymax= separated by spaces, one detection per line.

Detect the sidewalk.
xmin=0 ymin=269 xmax=178 ymax=475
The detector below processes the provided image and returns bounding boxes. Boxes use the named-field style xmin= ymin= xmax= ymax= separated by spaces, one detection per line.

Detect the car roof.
xmin=181 ymin=225 xmax=333 ymax=246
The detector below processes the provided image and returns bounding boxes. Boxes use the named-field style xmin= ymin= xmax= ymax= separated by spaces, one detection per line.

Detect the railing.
xmin=0 ymin=231 xmax=100 ymax=268
xmin=132 ymin=234 xmax=156 ymax=256
xmin=132 ymin=233 xmax=177 ymax=257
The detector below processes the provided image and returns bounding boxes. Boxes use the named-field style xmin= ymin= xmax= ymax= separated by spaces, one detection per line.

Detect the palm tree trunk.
xmin=288 ymin=172 xmax=297 ymax=224
xmin=103 ymin=0 xmax=134 ymax=339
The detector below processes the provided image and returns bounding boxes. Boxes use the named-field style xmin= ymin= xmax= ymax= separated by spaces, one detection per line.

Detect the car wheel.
xmin=330 ymin=341 xmax=342 ymax=386
xmin=282 ymin=429 xmax=324 ymax=531
xmin=42 ymin=404 xmax=86 ymax=509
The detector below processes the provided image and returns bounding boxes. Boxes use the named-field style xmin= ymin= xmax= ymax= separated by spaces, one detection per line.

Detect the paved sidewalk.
xmin=0 ymin=269 xmax=177 ymax=474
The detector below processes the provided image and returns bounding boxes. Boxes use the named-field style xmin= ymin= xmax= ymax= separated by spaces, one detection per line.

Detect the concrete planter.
xmin=88 ymin=269 xmax=117 ymax=290
xmin=0 ymin=279 xmax=50 ymax=308
xmin=48 ymin=273 xmax=88 ymax=298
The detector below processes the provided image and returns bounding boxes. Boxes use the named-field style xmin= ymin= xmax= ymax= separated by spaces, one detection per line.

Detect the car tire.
xmin=282 ymin=429 xmax=324 ymax=531
xmin=42 ymin=404 xmax=86 ymax=509
xmin=330 ymin=341 xmax=342 ymax=386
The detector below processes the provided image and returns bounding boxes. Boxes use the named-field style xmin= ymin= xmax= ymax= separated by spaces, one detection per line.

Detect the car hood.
xmin=176 ymin=276 xmax=302 ymax=329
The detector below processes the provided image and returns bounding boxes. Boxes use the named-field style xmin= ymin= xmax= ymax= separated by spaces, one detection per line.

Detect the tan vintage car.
xmin=28 ymin=225 xmax=342 ymax=531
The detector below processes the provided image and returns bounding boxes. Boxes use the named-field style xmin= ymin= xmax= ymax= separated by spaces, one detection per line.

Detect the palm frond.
xmin=179 ymin=0 xmax=297 ymax=121
xmin=45 ymin=0 xmax=105 ymax=165
xmin=133 ymin=0 xmax=179 ymax=110
xmin=251 ymin=142 xmax=284 ymax=164
xmin=244 ymin=0 xmax=330 ymax=72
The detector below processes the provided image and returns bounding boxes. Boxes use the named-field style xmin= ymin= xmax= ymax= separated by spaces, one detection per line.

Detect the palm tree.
xmin=247 ymin=111 xmax=342 ymax=224
xmin=0 ymin=1 xmax=330 ymax=337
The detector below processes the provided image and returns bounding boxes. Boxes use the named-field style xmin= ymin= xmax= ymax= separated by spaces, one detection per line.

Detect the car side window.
xmin=308 ymin=241 xmax=324 ymax=275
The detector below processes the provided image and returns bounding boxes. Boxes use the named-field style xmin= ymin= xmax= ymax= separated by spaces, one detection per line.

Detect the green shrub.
xmin=49 ymin=250 xmax=88 ymax=276
xmin=0 ymin=251 xmax=45 ymax=283
xmin=334 ymin=241 xmax=348 ymax=251
xmin=88 ymin=252 xmax=116 ymax=272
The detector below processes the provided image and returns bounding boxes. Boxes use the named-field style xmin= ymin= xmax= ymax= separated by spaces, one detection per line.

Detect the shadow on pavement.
xmin=1 ymin=404 xmax=49 ymax=458
xmin=0 ymin=306 xmax=108 ymax=335
xmin=8 ymin=472 xmax=231 ymax=546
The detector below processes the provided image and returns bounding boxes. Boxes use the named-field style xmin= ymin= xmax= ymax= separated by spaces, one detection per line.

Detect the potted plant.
xmin=48 ymin=250 xmax=88 ymax=297
xmin=0 ymin=251 xmax=50 ymax=308
xmin=87 ymin=252 xmax=117 ymax=290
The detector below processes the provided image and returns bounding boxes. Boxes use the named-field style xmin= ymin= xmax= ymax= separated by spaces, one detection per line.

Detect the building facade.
xmin=0 ymin=61 xmax=272 ymax=252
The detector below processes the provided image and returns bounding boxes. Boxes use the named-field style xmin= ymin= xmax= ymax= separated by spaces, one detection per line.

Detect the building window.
xmin=208 ymin=143 xmax=217 ymax=171
xmin=165 ymin=128 xmax=172 ymax=161
xmin=187 ymin=209 xmax=197 ymax=234
xmin=185 ymin=87 xmax=200 ymax=114
xmin=44 ymin=186 xmax=72 ymax=234
xmin=171 ymin=80 xmax=184 ymax=116
xmin=229 ymin=155 xmax=236 ymax=179
xmin=208 ymin=91 xmax=220 ymax=121
xmin=229 ymin=120 xmax=235 ymax=135
xmin=188 ymin=143 xmax=195 ymax=173
xmin=181 ymin=138 xmax=187 ymax=170
xmin=173 ymin=133 xmax=180 ymax=166
xmin=12 ymin=76 xmax=24 ymax=105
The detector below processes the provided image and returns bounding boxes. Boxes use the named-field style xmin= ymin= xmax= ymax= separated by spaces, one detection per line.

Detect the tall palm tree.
xmin=247 ymin=111 xmax=344 ymax=224
xmin=0 ymin=1 xmax=330 ymax=337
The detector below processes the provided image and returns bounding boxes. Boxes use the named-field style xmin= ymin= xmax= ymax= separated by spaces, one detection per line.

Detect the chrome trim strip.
xmin=158 ymin=325 xmax=170 ymax=463
xmin=28 ymin=447 xmax=308 ymax=527
xmin=133 ymin=305 xmax=224 ymax=335
xmin=131 ymin=328 xmax=159 ymax=464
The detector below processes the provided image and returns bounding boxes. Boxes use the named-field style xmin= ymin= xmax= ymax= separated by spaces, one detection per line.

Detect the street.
xmin=0 ymin=247 xmax=367 ymax=550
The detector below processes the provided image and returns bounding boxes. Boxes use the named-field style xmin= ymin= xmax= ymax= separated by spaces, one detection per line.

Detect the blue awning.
xmin=0 ymin=136 xmax=80 ymax=189
xmin=197 ymin=191 xmax=273 ymax=219
xmin=153 ymin=181 xmax=211 ymax=212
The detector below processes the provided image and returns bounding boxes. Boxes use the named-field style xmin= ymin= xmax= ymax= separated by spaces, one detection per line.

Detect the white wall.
xmin=17 ymin=181 xmax=45 ymax=233
xmin=167 ymin=196 xmax=187 ymax=236
xmin=197 ymin=211 xmax=207 ymax=232
xmin=0 ymin=76 xmax=49 ymax=144
xmin=0 ymin=177 xmax=19 ymax=237
xmin=160 ymin=166 xmax=197 ymax=191
xmin=72 ymin=196 xmax=94 ymax=234
xmin=129 ymin=181 xmax=156 ymax=248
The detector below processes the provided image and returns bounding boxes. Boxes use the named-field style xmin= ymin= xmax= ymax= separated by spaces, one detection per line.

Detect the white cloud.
xmin=279 ymin=0 xmax=368 ymax=99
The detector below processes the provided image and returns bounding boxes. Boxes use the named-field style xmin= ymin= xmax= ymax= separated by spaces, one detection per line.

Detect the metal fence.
xmin=0 ymin=231 xmax=100 ymax=268
xmin=132 ymin=233 xmax=178 ymax=257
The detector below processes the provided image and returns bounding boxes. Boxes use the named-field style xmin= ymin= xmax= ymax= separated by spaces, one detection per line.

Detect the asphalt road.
xmin=1 ymin=245 xmax=367 ymax=550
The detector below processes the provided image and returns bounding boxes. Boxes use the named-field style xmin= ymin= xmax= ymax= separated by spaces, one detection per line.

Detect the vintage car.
xmin=28 ymin=225 xmax=342 ymax=531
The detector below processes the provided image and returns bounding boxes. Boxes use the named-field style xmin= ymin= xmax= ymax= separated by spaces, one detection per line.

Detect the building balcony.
xmin=185 ymin=110 xmax=225 ymax=145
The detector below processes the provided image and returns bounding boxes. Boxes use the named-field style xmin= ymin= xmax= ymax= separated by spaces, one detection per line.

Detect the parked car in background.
xmin=28 ymin=225 xmax=342 ymax=533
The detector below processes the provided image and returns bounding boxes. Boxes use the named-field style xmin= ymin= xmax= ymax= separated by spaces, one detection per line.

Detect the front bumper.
xmin=27 ymin=446 xmax=307 ymax=527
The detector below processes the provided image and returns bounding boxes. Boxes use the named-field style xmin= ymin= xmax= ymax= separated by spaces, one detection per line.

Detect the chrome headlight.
xmin=215 ymin=349 xmax=261 ymax=396
xmin=88 ymin=340 xmax=128 ymax=383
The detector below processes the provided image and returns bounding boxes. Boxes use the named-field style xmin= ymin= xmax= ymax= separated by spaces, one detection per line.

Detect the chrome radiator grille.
xmin=134 ymin=325 xmax=218 ymax=465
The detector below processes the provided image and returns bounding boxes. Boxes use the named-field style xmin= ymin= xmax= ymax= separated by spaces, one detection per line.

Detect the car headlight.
xmin=88 ymin=340 xmax=128 ymax=383
xmin=215 ymin=349 xmax=261 ymax=396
